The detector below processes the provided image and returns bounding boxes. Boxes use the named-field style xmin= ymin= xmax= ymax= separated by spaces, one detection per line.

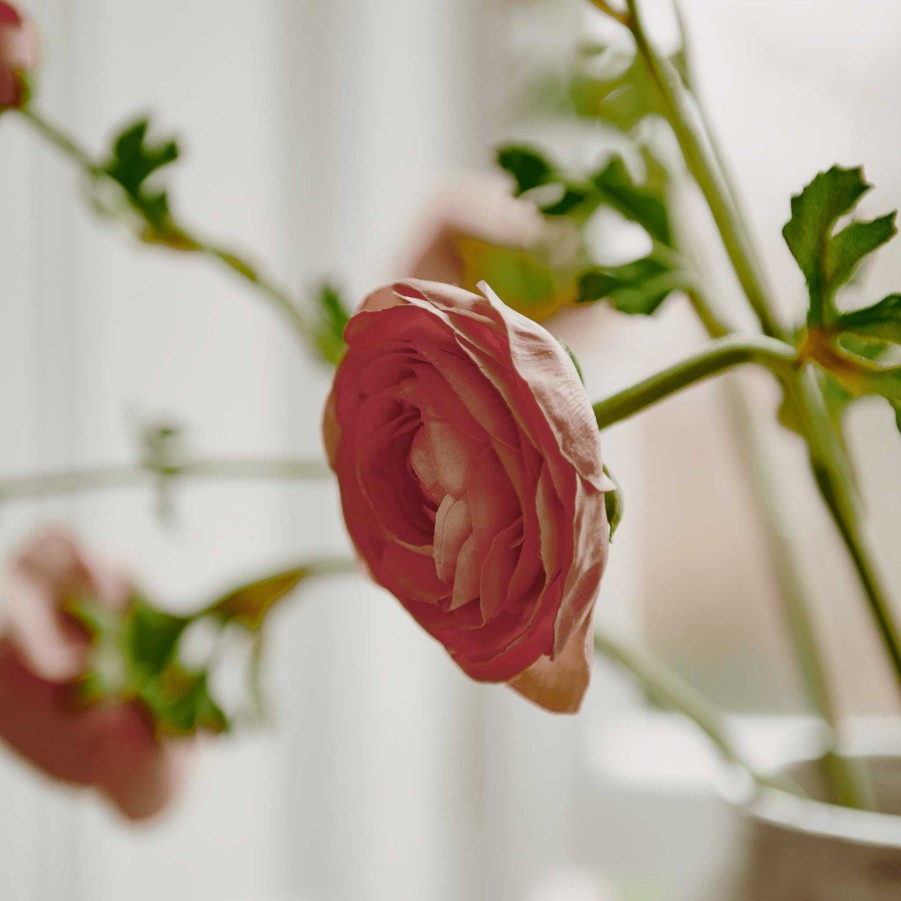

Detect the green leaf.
xmin=540 ymin=186 xmax=590 ymax=217
xmin=838 ymin=294 xmax=901 ymax=344
xmin=101 ymin=116 xmax=192 ymax=246
xmin=207 ymin=567 xmax=310 ymax=632
xmin=127 ymin=597 xmax=188 ymax=677
xmin=105 ymin=118 xmax=180 ymax=198
xmin=782 ymin=166 xmax=897 ymax=326
xmin=577 ymin=256 xmax=683 ymax=315
xmin=567 ymin=45 xmax=673 ymax=133
xmin=314 ymin=282 xmax=351 ymax=366
xmin=591 ymin=156 xmax=671 ymax=245
xmin=495 ymin=145 xmax=555 ymax=196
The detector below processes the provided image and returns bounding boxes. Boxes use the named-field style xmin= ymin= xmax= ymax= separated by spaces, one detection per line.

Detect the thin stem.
xmin=592 ymin=334 xmax=797 ymax=430
xmin=594 ymin=630 xmax=804 ymax=796
xmin=16 ymin=107 xmax=314 ymax=350
xmin=0 ymin=457 xmax=330 ymax=504
xmin=685 ymin=286 xmax=729 ymax=339
xmin=724 ymin=378 xmax=872 ymax=808
xmin=624 ymin=0 xmax=784 ymax=340
xmin=788 ymin=368 xmax=901 ymax=690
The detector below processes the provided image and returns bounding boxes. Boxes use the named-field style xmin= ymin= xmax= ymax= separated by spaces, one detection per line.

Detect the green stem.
xmin=594 ymin=630 xmax=804 ymax=796
xmin=16 ymin=107 xmax=314 ymax=350
xmin=592 ymin=334 xmax=797 ymax=430
xmin=0 ymin=457 xmax=330 ymax=504
xmin=788 ymin=368 xmax=901 ymax=690
xmin=624 ymin=0 xmax=784 ymax=340
xmin=623 ymin=0 xmax=901 ymax=699
xmin=724 ymin=378 xmax=872 ymax=808
xmin=685 ymin=286 xmax=729 ymax=339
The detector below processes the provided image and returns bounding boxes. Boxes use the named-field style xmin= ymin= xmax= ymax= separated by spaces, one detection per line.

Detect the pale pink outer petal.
xmin=508 ymin=611 xmax=594 ymax=713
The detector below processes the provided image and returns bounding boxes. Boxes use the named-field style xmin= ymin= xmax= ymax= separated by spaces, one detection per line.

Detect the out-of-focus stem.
xmin=0 ymin=457 xmax=330 ymax=504
xmin=620 ymin=0 xmax=901 ymax=699
xmin=594 ymin=630 xmax=805 ymax=796
xmin=724 ymin=378 xmax=873 ymax=808
xmin=17 ymin=107 xmax=314 ymax=349
xmin=624 ymin=0 xmax=784 ymax=340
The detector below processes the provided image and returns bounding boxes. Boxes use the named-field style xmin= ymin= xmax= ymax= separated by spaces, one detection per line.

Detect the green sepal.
xmin=556 ymin=337 xmax=585 ymax=385
xmin=782 ymin=166 xmax=897 ymax=327
xmin=603 ymin=465 xmax=624 ymax=542
xmin=313 ymin=282 xmax=351 ymax=366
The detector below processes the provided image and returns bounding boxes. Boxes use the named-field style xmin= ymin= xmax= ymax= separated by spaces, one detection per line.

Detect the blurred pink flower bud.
xmin=405 ymin=176 xmax=582 ymax=322
xmin=0 ymin=528 xmax=189 ymax=820
xmin=0 ymin=3 xmax=37 ymax=109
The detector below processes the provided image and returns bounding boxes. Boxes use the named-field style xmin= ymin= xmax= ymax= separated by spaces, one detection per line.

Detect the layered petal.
xmin=323 ymin=278 xmax=611 ymax=713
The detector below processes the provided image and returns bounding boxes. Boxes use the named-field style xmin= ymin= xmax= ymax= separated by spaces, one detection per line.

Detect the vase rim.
xmin=720 ymin=744 xmax=901 ymax=849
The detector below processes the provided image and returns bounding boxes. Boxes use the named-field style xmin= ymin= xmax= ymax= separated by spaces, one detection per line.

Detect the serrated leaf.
xmin=838 ymin=294 xmax=901 ymax=345
xmin=495 ymin=145 xmax=555 ymax=196
xmin=828 ymin=214 xmax=896 ymax=289
xmin=578 ymin=256 xmax=683 ymax=315
xmin=207 ymin=567 xmax=310 ymax=632
xmin=102 ymin=116 xmax=183 ymax=236
xmin=591 ymin=156 xmax=671 ymax=245
xmin=783 ymin=166 xmax=897 ymax=326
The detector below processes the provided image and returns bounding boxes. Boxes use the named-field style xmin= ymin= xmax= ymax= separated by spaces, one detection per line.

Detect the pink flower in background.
xmin=0 ymin=528 xmax=187 ymax=820
xmin=405 ymin=176 xmax=580 ymax=323
xmin=324 ymin=279 xmax=611 ymax=713
xmin=0 ymin=2 xmax=37 ymax=109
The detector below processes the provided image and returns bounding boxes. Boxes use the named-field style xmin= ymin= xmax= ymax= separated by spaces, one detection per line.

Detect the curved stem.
xmin=594 ymin=630 xmax=804 ymax=796
xmin=0 ymin=457 xmax=330 ymax=504
xmin=624 ymin=0 xmax=784 ymax=340
xmin=592 ymin=334 xmax=797 ymax=430
xmin=16 ymin=107 xmax=314 ymax=350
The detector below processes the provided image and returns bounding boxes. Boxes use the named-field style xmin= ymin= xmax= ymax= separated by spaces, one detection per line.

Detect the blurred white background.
xmin=0 ymin=1 xmax=899 ymax=899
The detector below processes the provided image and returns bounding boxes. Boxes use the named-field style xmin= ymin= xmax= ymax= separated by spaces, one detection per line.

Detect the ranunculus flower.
xmin=0 ymin=2 xmax=37 ymax=110
xmin=0 ymin=528 xmax=188 ymax=819
xmin=406 ymin=176 xmax=580 ymax=322
xmin=323 ymin=279 xmax=612 ymax=713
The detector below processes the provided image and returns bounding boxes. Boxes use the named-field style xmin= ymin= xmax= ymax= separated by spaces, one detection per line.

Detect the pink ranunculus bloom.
xmin=0 ymin=2 xmax=37 ymax=110
xmin=0 ymin=528 xmax=188 ymax=820
xmin=323 ymin=279 xmax=612 ymax=713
